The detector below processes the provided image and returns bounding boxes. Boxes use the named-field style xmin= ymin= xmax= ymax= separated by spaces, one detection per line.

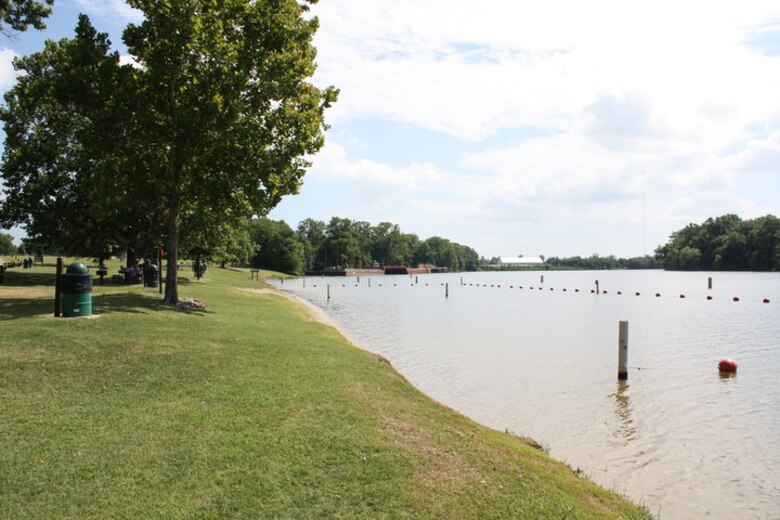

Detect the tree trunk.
xmin=125 ymin=248 xmax=137 ymax=283
xmin=163 ymin=189 xmax=181 ymax=304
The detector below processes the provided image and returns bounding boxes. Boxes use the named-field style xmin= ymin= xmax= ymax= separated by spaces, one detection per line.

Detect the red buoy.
xmin=679 ymin=294 xmax=686 ymax=298
xmin=617 ymin=291 xmax=622 ymax=295
xmin=718 ymin=358 xmax=738 ymax=372
xmin=732 ymin=296 xmax=740 ymax=302
xmin=763 ymin=298 xmax=770 ymax=303
xmin=706 ymin=295 xmax=713 ymax=300
xmin=655 ymin=292 xmax=661 ymax=297
xmin=635 ymin=292 xmax=640 ymax=296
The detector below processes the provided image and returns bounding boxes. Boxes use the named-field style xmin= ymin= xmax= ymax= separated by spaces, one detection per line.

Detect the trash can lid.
xmin=150 ymin=264 xmax=159 ymax=272
xmin=66 ymin=262 xmax=90 ymax=275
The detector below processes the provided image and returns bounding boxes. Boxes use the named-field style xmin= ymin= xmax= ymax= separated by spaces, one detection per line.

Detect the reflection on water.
xmin=274 ymin=270 xmax=780 ymax=519
xmin=610 ymin=380 xmax=636 ymax=444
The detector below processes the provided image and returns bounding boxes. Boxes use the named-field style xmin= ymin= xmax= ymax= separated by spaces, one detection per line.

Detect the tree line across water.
xmin=248 ymin=217 xmax=480 ymax=274
xmin=3 ymin=213 xmax=778 ymax=273
xmin=654 ymin=214 xmax=780 ymax=271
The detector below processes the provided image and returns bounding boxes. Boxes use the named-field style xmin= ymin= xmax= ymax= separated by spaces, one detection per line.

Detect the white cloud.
xmin=309 ymin=141 xmax=442 ymax=198
xmin=0 ymin=48 xmax=18 ymax=90
xmin=311 ymin=0 xmax=780 ymax=146
xmin=70 ymin=0 xmax=144 ymax=24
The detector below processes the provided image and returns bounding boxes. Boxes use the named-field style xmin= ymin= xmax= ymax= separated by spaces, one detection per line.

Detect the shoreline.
xmin=240 ymin=286 xmax=369 ymax=354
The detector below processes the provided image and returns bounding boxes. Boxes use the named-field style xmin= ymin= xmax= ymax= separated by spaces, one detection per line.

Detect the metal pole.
xmin=327 ymin=284 xmax=330 ymax=300
xmin=445 ymin=282 xmax=449 ymax=298
xmin=54 ymin=257 xmax=63 ymax=317
xmin=618 ymin=320 xmax=629 ymax=380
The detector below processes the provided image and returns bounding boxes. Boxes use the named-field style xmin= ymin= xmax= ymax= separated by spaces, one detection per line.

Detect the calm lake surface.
xmin=271 ymin=270 xmax=780 ymax=519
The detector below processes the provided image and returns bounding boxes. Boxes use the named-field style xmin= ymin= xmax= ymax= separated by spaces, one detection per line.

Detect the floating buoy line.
xmin=299 ymin=278 xmax=772 ymax=305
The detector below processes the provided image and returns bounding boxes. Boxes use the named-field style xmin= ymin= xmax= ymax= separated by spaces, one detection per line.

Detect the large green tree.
xmin=0 ymin=16 xmax=161 ymax=261
xmin=0 ymin=231 xmax=14 ymax=254
xmin=123 ymin=0 xmax=337 ymax=303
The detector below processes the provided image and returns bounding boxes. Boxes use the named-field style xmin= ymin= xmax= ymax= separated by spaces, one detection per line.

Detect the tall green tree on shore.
xmin=124 ymin=0 xmax=337 ymax=303
xmin=1 ymin=1 xmax=336 ymax=303
xmin=0 ymin=16 xmax=161 ymax=262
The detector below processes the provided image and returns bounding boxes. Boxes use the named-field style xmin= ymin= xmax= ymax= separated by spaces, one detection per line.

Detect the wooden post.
xmin=445 ymin=282 xmax=449 ymax=298
xmin=460 ymin=277 xmax=463 ymax=286
xmin=415 ymin=276 xmax=418 ymax=283
xmin=368 ymin=278 xmax=371 ymax=287
xmin=54 ymin=257 xmax=63 ymax=317
xmin=618 ymin=320 xmax=629 ymax=380
xmin=357 ymin=275 xmax=360 ymax=283
xmin=303 ymin=278 xmax=306 ymax=288
xmin=708 ymin=277 xmax=713 ymax=290
xmin=158 ymin=249 xmax=163 ymax=295
xmin=595 ymin=280 xmax=600 ymax=294
xmin=327 ymin=284 xmax=330 ymax=301
xmin=541 ymin=275 xmax=544 ymax=284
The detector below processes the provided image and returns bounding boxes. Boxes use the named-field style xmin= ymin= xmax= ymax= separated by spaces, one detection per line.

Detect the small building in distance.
xmin=492 ymin=256 xmax=545 ymax=269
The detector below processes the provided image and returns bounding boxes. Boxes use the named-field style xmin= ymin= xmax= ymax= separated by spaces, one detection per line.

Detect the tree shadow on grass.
xmin=1 ymin=270 xmax=57 ymax=287
xmin=1 ymin=291 xmax=208 ymax=321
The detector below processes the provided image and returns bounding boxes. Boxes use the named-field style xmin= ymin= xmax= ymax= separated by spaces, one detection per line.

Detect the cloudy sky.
xmin=2 ymin=1 xmax=780 ymax=258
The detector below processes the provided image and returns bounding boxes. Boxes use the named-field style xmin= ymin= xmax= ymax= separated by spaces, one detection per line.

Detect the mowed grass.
xmin=0 ymin=260 xmax=651 ymax=519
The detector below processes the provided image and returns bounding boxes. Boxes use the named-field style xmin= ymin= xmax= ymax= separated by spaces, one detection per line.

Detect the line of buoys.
xmin=312 ymin=281 xmax=772 ymax=306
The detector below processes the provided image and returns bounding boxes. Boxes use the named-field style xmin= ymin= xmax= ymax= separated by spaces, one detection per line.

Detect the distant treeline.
xmin=543 ymin=254 xmax=660 ymax=270
xmin=655 ymin=214 xmax=780 ymax=271
xmin=250 ymin=217 xmax=480 ymax=274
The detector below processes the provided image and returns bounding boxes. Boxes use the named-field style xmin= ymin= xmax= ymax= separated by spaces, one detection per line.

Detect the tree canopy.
xmin=0 ymin=0 xmax=53 ymax=33
xmin=655 ymin=214 xmax=780 ymax=271
xmin=247 ymin=216 xmax=480 ymax=275
xmin=0 ymin=1 xmax=337 ymax=303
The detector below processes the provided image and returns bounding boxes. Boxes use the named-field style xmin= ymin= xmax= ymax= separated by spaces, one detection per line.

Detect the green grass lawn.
xmin=0 ymin=259 xmax=651 ymax=519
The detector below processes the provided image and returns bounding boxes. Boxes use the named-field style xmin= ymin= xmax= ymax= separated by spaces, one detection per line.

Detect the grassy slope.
xmin=0 ymin=260 xmax=650 ymax=519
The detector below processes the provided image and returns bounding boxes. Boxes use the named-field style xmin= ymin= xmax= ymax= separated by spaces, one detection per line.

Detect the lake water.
xmin=271 ymin=270 xmax=780 ymax=519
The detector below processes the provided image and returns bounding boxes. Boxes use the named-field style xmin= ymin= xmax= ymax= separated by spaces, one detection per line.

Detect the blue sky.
xmin=2 ymin=0 xmax=780 ymax=258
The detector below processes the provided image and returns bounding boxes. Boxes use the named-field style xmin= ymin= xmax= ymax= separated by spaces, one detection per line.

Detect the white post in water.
xmin=460 ymin=277 xmax=463 ymax=286
xmin=445 ymin=282 xmax=449 ymax=298
xmin=618 ymin=320 xmax=629 ymax=380
xmin=327 ymin=284 xmax=330 ymax=301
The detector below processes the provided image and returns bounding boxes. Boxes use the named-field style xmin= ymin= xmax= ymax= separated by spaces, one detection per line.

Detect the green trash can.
xmin=62 ymin=262 xmax=92 ymax=317
xmin=145 ymin=264 xmax=159 ymax=288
